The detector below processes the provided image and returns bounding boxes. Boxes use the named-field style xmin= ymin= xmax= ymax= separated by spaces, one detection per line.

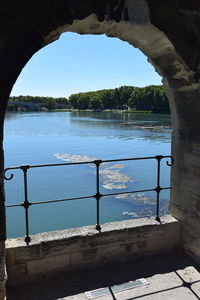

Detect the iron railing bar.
xmin=6 ymin=187 xmax=172 ymax=207
xmin=4 ymin=161 xmax=94 ymax=172
xmin=4 ymin=166 xmax=20 ymax=171
xmin=6 ymin=195 xmax=93 ymax=207
xmin=102 ymin=188 xmax=157 ymax=198
xmin=155 ymin=157 xmax=161 ymax=222
xmin=101 ymin=157 xmax=156 ymax=163
xmin=6 ymin=204 xmax=22 ymax=208
xmin=94 ymin=161 xmax=102 ymax=231
xmin=102 ymin=155 xmax=171 ymax=164
xmin=30 ymin=161 xmax=93 ymax=168
xmin=22 ymin=167 xmax=31 ymax=246
xmin=4 ymin=161 xmax=97 ymax=180
xmin=31 ymin=195 xmax=94 ymax=205
xmin=4 ymin=155 xmax=173 ymax=173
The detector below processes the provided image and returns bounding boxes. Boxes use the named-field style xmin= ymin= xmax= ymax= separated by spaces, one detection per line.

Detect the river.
xmin=4 ymin=111 xmax=172 ymax=238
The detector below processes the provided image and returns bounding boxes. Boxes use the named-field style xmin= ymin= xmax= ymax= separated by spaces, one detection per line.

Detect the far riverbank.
xmin=52 ymin=109 xmax=170 ymax=114
xmin=8 ymin=85 xmax=170 ymax=113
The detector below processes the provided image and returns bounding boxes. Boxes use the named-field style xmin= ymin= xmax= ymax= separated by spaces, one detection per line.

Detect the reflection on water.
xmin=70 ymin=110 xmax=171 ymax=125
xmin=4 ymin=111 xmax=172 ymax=238
xmin=69 ymin=111 xmax=171 ymax=142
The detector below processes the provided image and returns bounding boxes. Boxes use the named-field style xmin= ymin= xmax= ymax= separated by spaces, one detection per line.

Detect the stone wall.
xmin=1 ymin=0 xmax=200 ymax=296
xmin=6 ymin=215 xmax=180 ymax=287
xmin=0 ymin=241 xmax=6 ymax=300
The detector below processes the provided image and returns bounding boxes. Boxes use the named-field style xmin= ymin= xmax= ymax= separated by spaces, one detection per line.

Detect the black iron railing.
xmin=4 ymin=155 xmax=173 ymax=246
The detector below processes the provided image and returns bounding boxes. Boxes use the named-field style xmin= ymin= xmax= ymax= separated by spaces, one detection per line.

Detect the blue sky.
xmin=11 ymin=33 xmax=162 ymax=98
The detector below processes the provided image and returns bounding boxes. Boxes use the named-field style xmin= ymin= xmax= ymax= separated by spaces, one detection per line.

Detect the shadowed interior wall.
xmin=0 ymin=1 xmax=200 ymax=298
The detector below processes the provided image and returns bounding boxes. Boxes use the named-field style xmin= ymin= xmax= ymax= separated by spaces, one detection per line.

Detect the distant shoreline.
xmin=51 ymin=109 xmax=170 ymax=114
xmin=6 ymin=109 xmax=171 ymax=115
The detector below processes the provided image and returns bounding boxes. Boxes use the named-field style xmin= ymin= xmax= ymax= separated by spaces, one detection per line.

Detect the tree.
xmin=89 ymin=96 xmax=103 ymax=110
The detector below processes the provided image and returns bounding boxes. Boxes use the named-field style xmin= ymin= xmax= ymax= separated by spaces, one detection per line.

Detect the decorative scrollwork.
xmin=166 ymin=156 xmax=174 ymax=166
xmin=4 ymin=169 xmax=14 ymax=180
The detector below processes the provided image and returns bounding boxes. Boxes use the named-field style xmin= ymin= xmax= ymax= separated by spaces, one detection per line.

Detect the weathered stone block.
xmin=7 ymin=263 xmax=26 ymax=281
xmin=41 ymin=239 xmax=80 ymax=257
xmin=70 ymin=252 xmax=82 ymax=266
xmin=81 ymin=248 xmax=97 ymax=261
xmin=98 ymin=245 xmax=126 ymax=261
xmin=136 ymin=240 xmax=148 ymax=251
xmin=88 ymin=232 xmax=128 ymax=249
xmin=27 ymin=254 xmax=70 ymax=275
xmin=0 ymin=280 xmax=6 ymax=300
xmin=6 ymin=248 xmax=15 ymax=266
xmin=13 ymin=244 xmax=41 ymax=263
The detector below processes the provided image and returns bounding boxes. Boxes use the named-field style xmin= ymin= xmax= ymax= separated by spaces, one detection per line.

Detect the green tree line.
xmin=7 ymin=85 xmax=170 ymax=113
xmin=68 ymin=85 xmax=169 ymax=113
xmin=7 ymin=95 xmax=69 ymax=111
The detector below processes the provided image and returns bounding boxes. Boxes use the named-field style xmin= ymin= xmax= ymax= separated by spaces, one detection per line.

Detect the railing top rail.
xmin=4 ymin=155 xmax=173 ymax=180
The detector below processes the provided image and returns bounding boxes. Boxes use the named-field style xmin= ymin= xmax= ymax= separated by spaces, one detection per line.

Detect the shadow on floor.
xmin=7 ymin=248 xmax=200 ymax=300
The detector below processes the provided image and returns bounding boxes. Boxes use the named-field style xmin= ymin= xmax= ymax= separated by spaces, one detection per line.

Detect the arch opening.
xmin=6 ymin=32 xmax=171 ymax=238
xmin=1 ymin=1 xmax=200 ymax=297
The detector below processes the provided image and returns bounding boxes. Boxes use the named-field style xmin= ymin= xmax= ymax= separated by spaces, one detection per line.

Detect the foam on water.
xmin=55 ymin=153 xmax=133 ymax=190
xmin=54 ymin=153 xmax=97 ymax=162
xmin=115 ymin=193 xmax=155 ymax=204
xmin=109 ymin=164 xmax=126 ymax=169
xmin=103 ymin=183 xmax=127 ymax=190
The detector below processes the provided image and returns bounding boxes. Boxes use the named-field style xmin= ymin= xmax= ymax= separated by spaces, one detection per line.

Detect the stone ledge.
xmin=6 ymin=214 xmax=178 ymax=247
xmin=6 ymin=215 xmax=180 ymax=287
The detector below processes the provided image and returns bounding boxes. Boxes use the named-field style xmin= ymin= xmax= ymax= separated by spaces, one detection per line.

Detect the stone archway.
xmin=1 ymin=1 xmax=200 ymax=298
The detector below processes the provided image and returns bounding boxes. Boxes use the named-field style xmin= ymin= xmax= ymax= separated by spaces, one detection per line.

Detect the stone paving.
xmin=7 ymin=249 xmax=200 ymax=300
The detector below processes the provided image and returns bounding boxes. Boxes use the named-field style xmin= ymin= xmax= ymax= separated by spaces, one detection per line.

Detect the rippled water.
xmin=4 ymin=111 xmax=172 ymax=238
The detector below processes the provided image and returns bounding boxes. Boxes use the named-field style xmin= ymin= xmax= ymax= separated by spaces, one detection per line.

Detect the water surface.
xmin=4 ymin=111 xmax=172 ymax=238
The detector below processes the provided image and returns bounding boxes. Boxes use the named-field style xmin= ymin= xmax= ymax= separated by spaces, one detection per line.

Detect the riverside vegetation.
xmin=8 ymin=85 xmax=170 ymax=113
